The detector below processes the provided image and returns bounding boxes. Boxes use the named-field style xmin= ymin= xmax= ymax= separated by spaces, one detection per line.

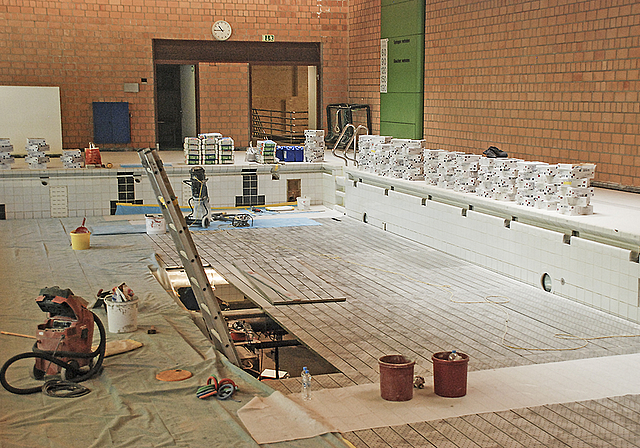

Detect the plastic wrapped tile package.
xmin=218 ymin=137 xmax=234 ymax=165
xmin=61 ymin=149 xmax=83 ymax=168
xmin=453 ymin=153 xmax=481 ymax=193
xmin=256 ymin=140 xmax=277 ymax=164
xmin=304 ymin=130 xmax=325 ymax=162
xmin=0 ymin=138 xmax=15 ymax=169
xmin=357 ymin=136 xmax=597 ymax=215
xmin=25 ymin=138 xmax=50 ymax=169
xmin=183 ymin=133 xmax=234 ymax=165
xmin=358 ymin=135 xmax=425 ymax=180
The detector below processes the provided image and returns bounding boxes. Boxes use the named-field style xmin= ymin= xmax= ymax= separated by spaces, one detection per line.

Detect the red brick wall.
xmin=423 ymin=0 xmax=640 ymax=187
xmin=0 ymin=0 xmax=348 ymax=150
xmin=348 ymin=0 xmax=382 ymax=134
xmin=199 ymin=63 xmax=249 ymax=147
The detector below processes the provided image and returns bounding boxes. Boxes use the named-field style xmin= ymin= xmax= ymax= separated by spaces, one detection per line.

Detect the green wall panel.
xmin=386 ymin=35 xmax=424 ymax=93
xmin=381 ymin=0 xmax=424 ymax=139
xmin=380 ymin=121 xmax=416 ymax=138
xmin=380 ymin=92 xmax=423 ymax=139
xmin=381 ymin=92 xmax=422 ymax=124
xmin=381 ymin=0 xmax=425 ymax=38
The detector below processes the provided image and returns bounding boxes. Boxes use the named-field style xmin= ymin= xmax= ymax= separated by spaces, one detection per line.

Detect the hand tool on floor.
xmin=0 ymin=286 xmax=106 ymax=395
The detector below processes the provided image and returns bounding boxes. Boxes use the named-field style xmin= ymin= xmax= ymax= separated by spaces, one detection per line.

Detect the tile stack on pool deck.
xmin=25 ymin=138 xmax=50 ymax=169
xmin=256 ymin=140 xmax=277 ymax=164
xmin=304 ymin=130 xmax=325 ymax=162
xmin=0 ymin=138 xmax=15 ymax=169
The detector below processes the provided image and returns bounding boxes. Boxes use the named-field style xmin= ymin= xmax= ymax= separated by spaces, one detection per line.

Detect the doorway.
xmin=250 ymin=65 xmax=317 ymax=145
xmin=153 ymin=40 xmax=321 ymax=149
xmin=156 ymin=64 xmax=197 ymax=149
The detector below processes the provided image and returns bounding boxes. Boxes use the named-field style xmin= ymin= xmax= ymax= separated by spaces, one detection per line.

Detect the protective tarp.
xmin=0 ymin=218 xmax=347 ymax=448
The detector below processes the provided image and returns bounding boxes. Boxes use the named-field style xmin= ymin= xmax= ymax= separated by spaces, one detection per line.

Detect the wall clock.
xmin=212 ymin=20 xmax=232 ymax=41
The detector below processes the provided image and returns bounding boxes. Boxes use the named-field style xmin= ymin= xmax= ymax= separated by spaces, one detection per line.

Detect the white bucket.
xmin=145 ymin=214 xmax=166 ymax=235
xmin=105 ymin=299 xmax=139 ymax=333
xmin=296 ymin=196 xmax=311 ymax=211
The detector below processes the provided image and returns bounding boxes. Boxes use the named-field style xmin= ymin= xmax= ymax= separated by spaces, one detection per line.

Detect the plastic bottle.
xmin=301 ymin=367 xmax=312 ymax=401
xmin=448 ymin=350 xmax=461 ymax=361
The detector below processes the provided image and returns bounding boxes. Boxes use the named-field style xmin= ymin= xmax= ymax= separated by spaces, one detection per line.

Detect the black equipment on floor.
xmin=0 ymin=287 xmax=106 ymax=395
xmin=184 ymin=166 xmax=212 ymax=227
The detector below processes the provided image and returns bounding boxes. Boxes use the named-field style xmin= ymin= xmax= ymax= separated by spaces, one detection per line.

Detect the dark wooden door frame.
xmin=154 ymin=63 xmax=201 ymax=149
xmin=152 ymin=39 xmax=322 ymax=144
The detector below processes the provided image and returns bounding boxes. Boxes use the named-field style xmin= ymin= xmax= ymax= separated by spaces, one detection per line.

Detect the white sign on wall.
xmin=380 ymin=38 xmax=388 ymax=94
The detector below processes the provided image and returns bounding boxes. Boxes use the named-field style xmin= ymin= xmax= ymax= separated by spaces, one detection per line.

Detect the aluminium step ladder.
xmin=138 ymin=147 xmax=241 ymax=366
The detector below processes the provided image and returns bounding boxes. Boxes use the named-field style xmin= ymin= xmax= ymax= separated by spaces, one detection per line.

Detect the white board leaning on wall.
xmin=0 ymin=86 xmax=63 ymax=155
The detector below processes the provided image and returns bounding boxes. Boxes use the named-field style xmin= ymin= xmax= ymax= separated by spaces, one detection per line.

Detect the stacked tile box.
xmin=183 ymin=133 xmax=235 ymax=165
xmin=184 ymin=137 xmax=201 ymax=165
xmin=0 ymin=138 xmax=15 ymax=169
xmin=199 ymin=134 xmax=220 ymax=165
xmin=453 ymin=154 xmax=481 ymax=193
xmin=555 ymin=164 xmax=596 ymax=216
xmin=356 ymin=135 xmax=392 ymax=173
xmin=304 ymin=130 xmax=325 ymax=162
xmin=256 ymin=140 xmax=277 ymax=164
xmin=393 ymin=139 xmax=424 ymax=181
xmin=476 ymin=158 xmax=520 ymax=201
xmin=424 ymin=149 xmax=445 ymax=185
xmin=25 ymin=138 xmax=50 ymax=169
xmin=61 ymin=149 xmax=83 ymax=168
xmin=435 ymin=150 xmax=460 ymax=189
xmin=217 ymin=137 xmax=234 ymax=165
xmin=357 ymin=135 xmax=425 ymax=180
xmin=424 ymin=148 xmax=597 ymax=216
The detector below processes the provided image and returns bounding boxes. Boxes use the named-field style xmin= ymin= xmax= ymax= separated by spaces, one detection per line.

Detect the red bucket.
xmin=432 ymin=351 xmax=469 ymax=398
xmin=378 ymin=354 xmax=415 ymax=401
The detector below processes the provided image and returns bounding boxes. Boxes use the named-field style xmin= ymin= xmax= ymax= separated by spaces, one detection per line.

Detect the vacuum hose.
xmin=0 ymin=312 xmax=107 ymax=395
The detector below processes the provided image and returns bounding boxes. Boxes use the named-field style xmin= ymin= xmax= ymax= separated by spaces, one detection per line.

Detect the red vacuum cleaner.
xmin=1 ymin=287 xmax=106 ymax=395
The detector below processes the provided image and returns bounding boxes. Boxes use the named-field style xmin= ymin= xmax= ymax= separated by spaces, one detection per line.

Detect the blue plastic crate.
xmin=281 ymin=146 xmax=304 ymax=162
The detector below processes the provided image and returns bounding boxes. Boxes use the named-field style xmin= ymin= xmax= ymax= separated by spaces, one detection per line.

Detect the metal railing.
xmin=251 ymin=108 xmax=308 ymax=144
xmin=332 ymin=124 xmax=368 ymax=166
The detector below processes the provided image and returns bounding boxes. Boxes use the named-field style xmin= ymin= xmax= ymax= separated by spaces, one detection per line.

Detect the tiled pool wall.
xmin=1 ymin=162 xmax=639 ymax=324
xmin=341 ymin=169 xmax=640 ymax=324
xmin=0 ymin=163 xmax=326 ymax=219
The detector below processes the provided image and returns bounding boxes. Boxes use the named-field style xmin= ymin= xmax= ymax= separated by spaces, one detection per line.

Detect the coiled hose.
xmin=0 ymin=313 xmax=107 ymax=395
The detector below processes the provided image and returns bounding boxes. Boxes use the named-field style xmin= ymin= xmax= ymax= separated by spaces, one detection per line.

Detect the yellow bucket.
xmin=70 ymin=231 xmax=91 ymax=250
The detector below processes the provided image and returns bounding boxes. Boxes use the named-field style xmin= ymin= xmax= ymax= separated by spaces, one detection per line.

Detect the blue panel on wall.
xmin=93 ymin=102 xmax=130 ymax=144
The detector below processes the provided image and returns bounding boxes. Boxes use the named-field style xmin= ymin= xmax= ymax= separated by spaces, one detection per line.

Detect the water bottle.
xmin=448 ymin=350 xmax=461 ymax=361
xmin=301 ymin=367 xmax=312 ymax=401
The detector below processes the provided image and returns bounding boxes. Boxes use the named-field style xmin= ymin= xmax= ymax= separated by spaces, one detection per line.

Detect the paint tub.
xmin=105 ymin=299 xmax=139 ymax=333
xmin=145 ymin=214 xmax=166 ymax=235
xmin=70 ymin=231 xmax=91 ymax=250
xmin=296 ymin=196 xmax=310 ymax=210
xmin=379 ymin=354 xmax=415 ymax=401
xmin=432 ymin=351 xmax=469 ymax=398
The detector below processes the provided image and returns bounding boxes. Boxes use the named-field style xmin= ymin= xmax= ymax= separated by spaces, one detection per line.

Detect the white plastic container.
xmin=296 ymin=196 xmax=310 ymax=211
xmin=145 ymin=214 xmax=166 ymax=235
xmin=105 ymin=299 xmax=139 ymax=333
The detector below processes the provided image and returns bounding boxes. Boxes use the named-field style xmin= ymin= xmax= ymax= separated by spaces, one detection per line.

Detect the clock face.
xmin=212 ymin=20 xmax=232 ymax=41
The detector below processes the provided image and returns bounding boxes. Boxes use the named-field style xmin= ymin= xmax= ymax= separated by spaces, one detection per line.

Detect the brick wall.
xmin=2 ymin=0 xmax=638 ymax=187
xmin=0 ymin=0 xmax=347 ymax=150
xmin=348 ymin=0 xmax=382 ymax=135
xmin=199 ymin=63 xmax=249 ymax=147
xmin=423 ymin=0 xmax=640 ymax=188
